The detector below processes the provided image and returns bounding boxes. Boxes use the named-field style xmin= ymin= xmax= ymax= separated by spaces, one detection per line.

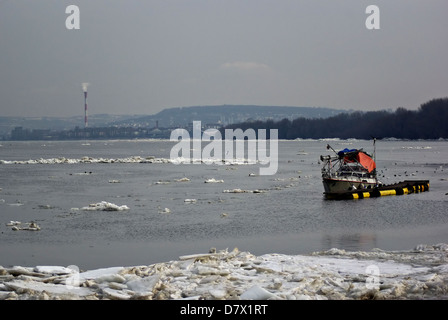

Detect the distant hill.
xmin=111 ymin=105 xmax=347 ymax=128
xmin=1 ymin=105 xmax=346 ymax=138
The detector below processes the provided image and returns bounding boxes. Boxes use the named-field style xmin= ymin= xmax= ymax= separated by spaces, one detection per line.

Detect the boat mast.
xmin=373 ymin=137 xmax=376 ymax=164
xmin=373 ymin=137 xmax=377 ymax=184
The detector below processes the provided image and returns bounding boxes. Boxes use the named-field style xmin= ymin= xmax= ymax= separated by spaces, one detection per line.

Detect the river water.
xmin=0 ymin=139 xmax=447 ymax=270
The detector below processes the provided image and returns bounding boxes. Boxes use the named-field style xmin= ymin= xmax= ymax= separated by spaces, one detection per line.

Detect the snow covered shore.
xmin=1 ymin=244 xmax=447 ymax=300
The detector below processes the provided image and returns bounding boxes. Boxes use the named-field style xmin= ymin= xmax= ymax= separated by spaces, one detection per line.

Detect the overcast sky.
xmin=0 ymin=0 xmax=447 ymax=117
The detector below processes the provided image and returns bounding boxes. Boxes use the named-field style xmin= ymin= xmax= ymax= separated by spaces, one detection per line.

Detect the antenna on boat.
xmin=371 ymin=136 xmax=376 ymax=164
xmin=371 ymin=136 xmax=378 ymax=184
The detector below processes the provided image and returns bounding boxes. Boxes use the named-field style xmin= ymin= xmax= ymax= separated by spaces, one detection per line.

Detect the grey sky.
xmin=0 ymin=0 xmax=447 ymax=117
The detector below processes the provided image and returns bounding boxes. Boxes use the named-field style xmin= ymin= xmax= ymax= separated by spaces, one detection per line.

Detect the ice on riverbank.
xmin=1 ymin=244 xmax=447 ymax=300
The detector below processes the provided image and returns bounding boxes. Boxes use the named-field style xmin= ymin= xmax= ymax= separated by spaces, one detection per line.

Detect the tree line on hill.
xmin=221 ymin=98 xmax=448 ymax=140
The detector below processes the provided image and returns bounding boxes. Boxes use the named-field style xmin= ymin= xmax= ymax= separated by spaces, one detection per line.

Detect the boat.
xmin=320 ymin=141 xmax=429 ymax=199
xmin=320 ymin=144 xmax=379 ymax=194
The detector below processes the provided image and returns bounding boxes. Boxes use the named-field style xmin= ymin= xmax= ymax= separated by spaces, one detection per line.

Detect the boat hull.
xmin=322 ymin=177 xmax=377 ymax=193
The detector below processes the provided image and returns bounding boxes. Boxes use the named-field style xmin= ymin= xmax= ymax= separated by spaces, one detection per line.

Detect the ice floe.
xmin=5 ymin=221 xmax=21 ymax=226
xmin=158 ymin=206 xmax=171 ymax=214
xmin=401 ymin=146 xmax=432 ymax=149
xmin=154 ymin=177 xmax=191 ymax=185
xmin=0 ymin=156 xmax=171 ymax=165
xmin=80 ymin=201 xmax=130 ymax=211
xmin=0 ymin=156 xmax=260 ymax=166
xmin=223 ymin=188 xmax=266 ymax=194
xmin=5 ymin=221 xmax=40 ymax=231
xmin=1 ymin=244 xmax=447 ymax=300
xmin=7 ymin=203 xmax=24 ymax=207
xmin=204 ymin=178 xmax=224 ymax=183
xmin=154 ymin=180 xmax=170 ymax=185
